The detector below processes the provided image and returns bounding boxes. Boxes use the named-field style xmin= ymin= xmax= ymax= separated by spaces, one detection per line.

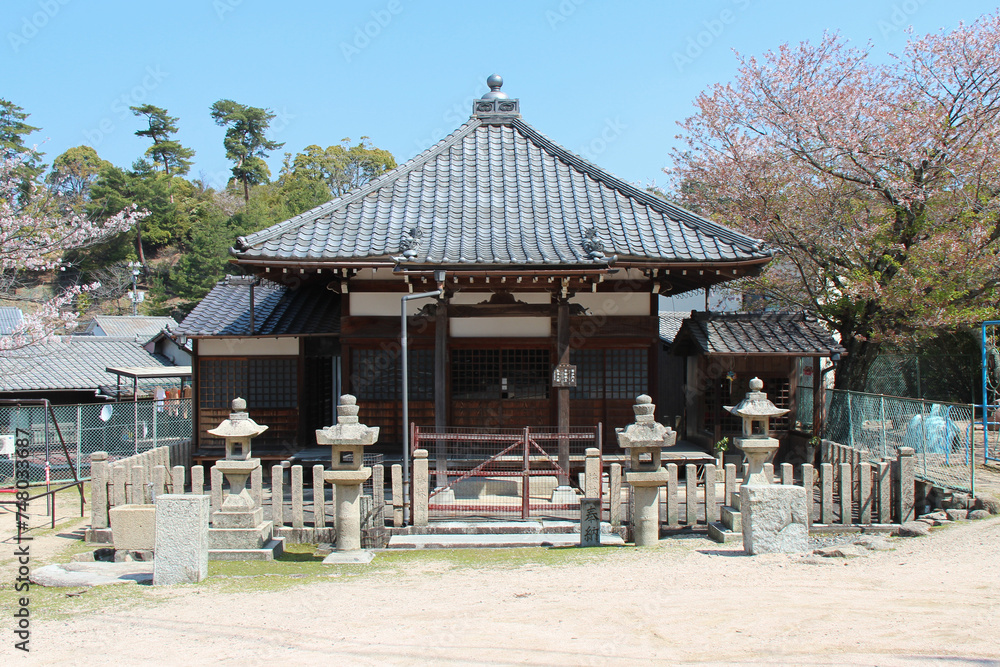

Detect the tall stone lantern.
xmin=726 ymin=378 xmax=808 ymax=554
xmin=206 ymin=398 xmax=278 ymax=557
xmin=725 ymin=377 xmax=789 ymax=485
xmin=616 ymin=395 xmax=676 ymax=546
xmin=316 ymin=395 xmax=379 ymax=562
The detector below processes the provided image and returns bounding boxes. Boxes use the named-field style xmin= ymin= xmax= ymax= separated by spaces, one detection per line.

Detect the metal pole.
xmin=400 ymin=286 xmax=444 ymax=511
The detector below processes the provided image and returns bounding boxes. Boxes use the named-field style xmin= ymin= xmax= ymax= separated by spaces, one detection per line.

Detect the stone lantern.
xmin=725 ymin=379 xmax=808 ymax=555
xmin=206 ymin=398 xmax=278 ymax=558
xmin=315 ymin=395 xmax=379 ymax=562
xmin=616 ymin=394 xmax=676 ymax=546
xmin=725 ymin=377 xmax=789 ymax=485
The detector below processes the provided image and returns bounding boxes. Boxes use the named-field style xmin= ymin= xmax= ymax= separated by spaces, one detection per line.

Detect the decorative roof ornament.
xmin=400 ymin=226 xmax=423 ymax=259
xmin=581 ymin=227 xmax=605 ymax=260
xmin=474 ymin=74 xmax=520 ymax=119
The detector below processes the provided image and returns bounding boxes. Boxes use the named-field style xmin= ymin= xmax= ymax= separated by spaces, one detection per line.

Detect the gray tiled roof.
xmin=0 ymin=307 xmax=23 ymax=335
xmin=658 ymin=311 xmax=689 ymax=345
xmin=670 ymin=312 xmax=845 ymax=356
xmin=85 ymin=316 xmax=179 ymax=339
xmin=233 ymin=116 xmax=771 ymax=268
xmin=175 ymin=278 xmax=341 ymax=337
xmin=0 ymin=337 xmax=176 ymax=393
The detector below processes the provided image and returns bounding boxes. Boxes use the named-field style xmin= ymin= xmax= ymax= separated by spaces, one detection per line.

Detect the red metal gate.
xmin=412 ymin=425 xmax=601 ymax=520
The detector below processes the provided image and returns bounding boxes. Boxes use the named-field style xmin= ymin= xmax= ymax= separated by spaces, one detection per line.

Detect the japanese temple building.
xmin=177 ymin=75 xmax=781 ymax=461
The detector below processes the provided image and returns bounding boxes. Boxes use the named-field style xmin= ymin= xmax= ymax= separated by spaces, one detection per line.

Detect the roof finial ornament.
xmin=481 ymin=74 xmax=508 ymax=100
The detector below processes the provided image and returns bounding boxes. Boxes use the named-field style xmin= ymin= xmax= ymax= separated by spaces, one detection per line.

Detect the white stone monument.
xmin=727 ymin=378 xmax=809 ymax=555
xmin=616 ymin=395 xmax=676 ymax=546
xmin=316 ymin=394 xmax=379 ymax=564
xmin=154 ymin=494 xmax=210 ymax=585
xmin=206 ymin=398 xmax=282 ymax=560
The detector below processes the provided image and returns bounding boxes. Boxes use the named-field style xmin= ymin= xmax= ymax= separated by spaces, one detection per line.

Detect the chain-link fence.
xmin=864 ymin=354 xmax=978 ymax=403
xmin=826 ymin=389 xmax=977 ymax=492
xmin=0 ymin=399 xmax=192 ymax=485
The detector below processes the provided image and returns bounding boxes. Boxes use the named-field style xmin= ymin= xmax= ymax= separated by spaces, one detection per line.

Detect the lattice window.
xmin=350 ymin=348 xmax=433 ymax=401
xmin=451 ymin=349 xmax=550 ymax=400
xmin=199 ymin=358 xmax=247 ymax=409
xmin=570 ymin=348 xmax=648 ymax=400
xmin=198 ymin=358 xmax=298 ymax=410
xmin=248 ymin=358 xmax=298 ymax=408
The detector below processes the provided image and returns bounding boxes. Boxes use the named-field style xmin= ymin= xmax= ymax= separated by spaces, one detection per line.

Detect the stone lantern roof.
xmin=207 ymin=397 xmax=269 ymax=439
xmin=724 ymin=378 xmax=790 ymax=420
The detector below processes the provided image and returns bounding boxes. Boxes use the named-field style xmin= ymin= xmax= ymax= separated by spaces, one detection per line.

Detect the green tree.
xmin=170 ymin=204 xmax=234 ymax=302
xmin=287 ymin=137 xmax=396 ymax=197
xmin=210 ymin=99 xmax=284 ymax=202
xmin=131 ymin=104 xmax=195 ymax=176
xmin=47 ymin=146 xmax=111 ymax=212
xmin=0 ymin=99 xmax=42 ymax=199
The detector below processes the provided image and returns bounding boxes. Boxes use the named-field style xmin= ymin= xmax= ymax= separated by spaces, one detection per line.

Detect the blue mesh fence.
xmin=825 ymin=389 xmax=981 ymax=492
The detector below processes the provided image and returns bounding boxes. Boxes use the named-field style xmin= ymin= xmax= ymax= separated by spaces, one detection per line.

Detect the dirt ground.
xmin=3 ymin=487 xmax=1000 ymax=666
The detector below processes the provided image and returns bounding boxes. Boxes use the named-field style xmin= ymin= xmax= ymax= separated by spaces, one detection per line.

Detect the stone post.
xmin=413 ymin=449 xmax=429 ymax=527
xmin=877 ymin=461 xmax=891 ymax=524
xmin=839 ymin=462 xmax=853 ymax=524
xmin=90 ymin=452 xmax=109 ymax=529
xmin=130 ymin=465 xmax=145 ymax=504
xmin=171 ymin=465 xmax=185 ymax=494
xmin=820 ymin=462 xmax=833 ymax=524
xmin=291 ymin=465 xmax=304 ymax=529
xmin=153 ymin=465 xmax=166 ymax=499
xmin=271 ymin=464 xmax=284 ymax=527
xmin=609 ymin=463 xmax=622 ymax=528
xmin=313 ymin=464 xmax=326 ymax=529
xmin=112 ymin=464 xmax=126 ymax=507
xmin=704 ymin=463 xmax=718 ymax=524
xmin=584 ymin=448 xmax=601 ymax=499
xmin=859 ymin=462 xmax=872 ymax=525
xmin=895 ymin=447 xmax=916 ymax=523
xmin=801 ymin=463 xmax=814 ymax=528
xmin=665 ymin=463 xmax=678 ymax=526
xmin=579 ymin=498 xmax=601 ymax=547
xmin=685 ymin=464 xmax=698 ymax=525
xmin=210 ymin=466 xmax=222 ymax=516
xmin=191 ymin=465 xmax=204 ymax=496
xmin=725 ymin=462 xmax=737 ymax=507
xmin=391 ymin=464 xmax=403 ymax=528
xmin=154 ymin=494 xmax=209 ymax=586
xmin=780 ymin=463 xmax=793 ymax=486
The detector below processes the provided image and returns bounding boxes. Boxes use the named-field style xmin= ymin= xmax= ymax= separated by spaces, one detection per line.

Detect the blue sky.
xmin=3 ymin=0 xmax=998 ymax=195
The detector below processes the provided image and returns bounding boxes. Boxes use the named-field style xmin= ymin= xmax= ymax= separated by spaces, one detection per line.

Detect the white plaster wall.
xmin=450 ymin=317 xmax=551 ymax=338
xmin=199 ymin=337 xmax=299 ymax=356
xmin=570 ymin=292 xmax=651 ymax=316
xmin=350 ymin=293 xmax=426 ymax=316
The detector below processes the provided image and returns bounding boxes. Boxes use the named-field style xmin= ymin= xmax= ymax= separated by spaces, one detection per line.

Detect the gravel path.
xmin=10 ymin=515 xmax=999 ymax=666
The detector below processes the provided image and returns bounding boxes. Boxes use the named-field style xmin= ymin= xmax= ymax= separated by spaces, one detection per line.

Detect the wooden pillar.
xmin=557 ymin=301 xmax=570 ymax=486
xmin=434 ymin=299 xmax=448 ymax=488
xmin=812 ymin=356 xmax=825 ymax=436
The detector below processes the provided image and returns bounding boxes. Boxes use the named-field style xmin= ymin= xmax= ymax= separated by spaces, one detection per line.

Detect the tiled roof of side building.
xmin=86 ymin=315 xmax=180 ymax=339
xmin=658 ymin=311 xmax=689 ymax=345
xmin=233 ymin=81 xmax=771 ymax=270
xmin=0 ymin=307 xmax=23 ymax=335
xmin=670 ymin=311 xmax=846 ymax=357
xmin=175 ymin=278 xmax=341 ymax=337
xmin=0 ymin=337 xmax=176 ymax=392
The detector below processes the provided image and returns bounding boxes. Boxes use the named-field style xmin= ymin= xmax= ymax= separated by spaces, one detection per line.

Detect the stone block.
xmin=109 ymin=504 xmax=156 ymax=551
xmin=740 ymin=484 xmax=809 ymax=555
xmin=154 ymin=494 xmax=209 ymax=585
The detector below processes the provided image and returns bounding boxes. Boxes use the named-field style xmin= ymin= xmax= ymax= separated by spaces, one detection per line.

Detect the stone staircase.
xmin=707 ymin=492 xmax=743 ymax=544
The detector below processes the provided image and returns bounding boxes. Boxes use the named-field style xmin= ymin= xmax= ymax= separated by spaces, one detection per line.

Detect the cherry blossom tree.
xmin=669 ymin=15 xmax=1000 ymax=390
xmin=0 ymin=152 xmax=147 ymax=352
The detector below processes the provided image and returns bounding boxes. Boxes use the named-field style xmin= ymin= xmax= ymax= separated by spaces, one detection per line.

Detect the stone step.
xmin=209 ymin=537 xmax=285 ymax=561
xmin=721 ymin=506 xmax=741 ymax=532
xmin=391 ymin=520 xmax=605 ymax=536
xmin=387 ymin=532 xmax=625 ymax=549
xmin=707 ymin=522 xmax=742 ymax=544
